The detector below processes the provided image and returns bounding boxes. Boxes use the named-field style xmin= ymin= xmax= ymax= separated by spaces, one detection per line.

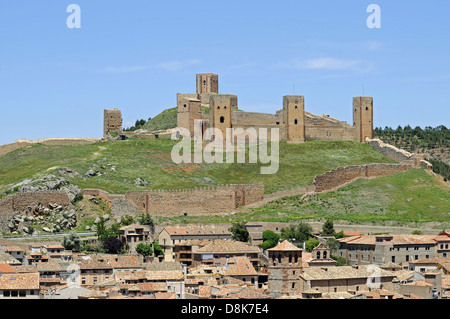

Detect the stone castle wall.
xmin=0 ymin=191 xmax=71 ymax=233
xmin=82 ymin=183 xmax=264 ymax=218
xmin=0 ymin=138 xmax=102 ymax=157
xmin=313 ymin=163 xmax=414 ymax=193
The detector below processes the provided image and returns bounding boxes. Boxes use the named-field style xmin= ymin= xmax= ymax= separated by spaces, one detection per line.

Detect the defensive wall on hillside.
xmin=0 ymin=191 xmax=70 ymax=233
xmin=82 ymin=183 xmax=265 ymax=218
xmin=0 ymin=137 xmax=103 ymax=157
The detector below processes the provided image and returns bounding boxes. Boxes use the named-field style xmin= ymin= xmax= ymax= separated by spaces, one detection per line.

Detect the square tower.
xmin=177 ymin=96 xmax=202 ymax=136
xmin=196 ymin=73 xmax=219 ymax=95
xmin=353 ymin=97 xmax=373 ymax=143
xmin=267 ymin=240 xmax=303 ymax=297
xmin=103 ymin=108 xmax=123 ymax=138
xmin=209 ymin=94 xmax=237 ymax=140
xmin=283 ymin=95 xmax=305 ymax=143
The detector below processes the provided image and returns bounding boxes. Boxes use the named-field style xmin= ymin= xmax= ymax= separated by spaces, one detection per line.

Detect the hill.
xmin=157 ymin=168 xmax=449 ymax=227
xmin=0 ymin=139 xmax=395 ymax=196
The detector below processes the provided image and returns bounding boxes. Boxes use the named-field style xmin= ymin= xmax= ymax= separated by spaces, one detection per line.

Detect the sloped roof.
xmin=0 ymin=273 xmax=40 ymax=290
xmin=224 ymin=256 xmax=258 ymax=277
xmin=195 ymin=240 xmax=260 ymax=254
xmin=267 ymin=240 xmax=302 ymax=252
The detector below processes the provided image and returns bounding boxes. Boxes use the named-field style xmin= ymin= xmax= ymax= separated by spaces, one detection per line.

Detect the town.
xmin=0 ymin=219 xmax=449 ymax=300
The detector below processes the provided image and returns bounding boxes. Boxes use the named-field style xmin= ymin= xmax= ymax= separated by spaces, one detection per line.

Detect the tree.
xmin=412 ymin=230 xmax=423 ymax=235
xmin=261 ymin=230 xmax=280 ymax=250
xmin=96 ymin=217 xmax=108 ymax=242
xmin=321 ymin=219 xmax=335 ymax=236
xmin=137 ymin=213 xmax=155 ymax=233
xmin=229 ymin=220 xmax=249 ymax=242
xmin=120 ymin=215 xmax=134 ymax=226
xmin=326 ymin=238 xmax=340 ymax=255
xmin=304 ymin=238 xmax=320 ymax=252
xmin=153 ymin=240 xmax=164 ymax=257
xmin=280 ymin=222 xmax=312 ymax=242
xmin=103 ymin=237 xmax=124 ymax=254
xmin=136 ymin=242 xmax=153 ymax=257
xmin=62 ymin=232 xmax=82 ymax=252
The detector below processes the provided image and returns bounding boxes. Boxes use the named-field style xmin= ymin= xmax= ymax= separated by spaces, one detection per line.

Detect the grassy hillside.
xmin=143 ymin=107 xmax=178 ymax=132
xmin=152 ymin=168 xmax=449 ymax=225
xmin=0 ymin=139 xmax=395 ymax=195
xmin=247 ymin=168 xmax=450 ymax=223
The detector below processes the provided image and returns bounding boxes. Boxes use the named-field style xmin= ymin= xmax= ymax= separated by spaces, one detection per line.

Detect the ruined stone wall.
xmin=305 ymin=112 xmax=355 ymax=141
xmin=313 ymin=163 xmax=415 ymax=193
xmin=0 ymin=138 xmax=102 ymax=157
xmin=0 ymin=191 xmax=70 ymax=232
xmin=231 ymin=111 xmax=281 ymax=126
xmin=104 ymin=108 xmax=123 ymax=137
xmin=124 ymin=183 xmax=264 ymax=217
xmin=314 ymin=166 xmax=366 ymax=193
xmin=365 ymin=163 xmax=413 ymax=178
xmin=83 ymin=184 xmax=264 ymax=218
xmin=367 ymin=139 xmax=414 ymax=162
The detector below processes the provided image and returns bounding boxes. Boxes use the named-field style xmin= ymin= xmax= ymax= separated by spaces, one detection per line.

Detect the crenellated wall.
xmin=82 ymin=183 xmax=264 ymax=217
xmin=313 ymin=163 xmax=414 ymax=193
xmin=0 ymin=191 xmax=71 ymax=233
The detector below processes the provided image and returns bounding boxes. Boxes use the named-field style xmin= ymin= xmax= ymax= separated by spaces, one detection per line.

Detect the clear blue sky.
xmin=0 ymin=1 xmax=449 ymax=145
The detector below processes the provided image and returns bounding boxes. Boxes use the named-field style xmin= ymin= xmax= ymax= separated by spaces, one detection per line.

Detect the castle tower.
xmin=196 ymin=73 xmax=219 ymax=95
xmin=267 ymin=240 xmax=303 ymax=297
xmin=353 ymin=96 xmax=373 ymax=143
xmin=103 ymin=108 xmax=123 ymax=138
xmin=283 ymin=95 xmax=305 ymax=143
xmin=209 ymin=94 xmax=237 ymax=140
xmin=177 ymin=95 xmax=202 ymax=136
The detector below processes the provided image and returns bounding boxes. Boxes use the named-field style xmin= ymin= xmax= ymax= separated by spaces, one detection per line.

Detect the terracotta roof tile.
xmin=0 ymin=272 xmax=40 ymax=290
xmin=267 ymin=240 xmax=302 ymax=252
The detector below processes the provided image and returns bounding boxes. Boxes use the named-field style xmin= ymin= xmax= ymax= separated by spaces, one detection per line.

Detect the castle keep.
xmin=177 ymin=73 xmax=374 ymax=143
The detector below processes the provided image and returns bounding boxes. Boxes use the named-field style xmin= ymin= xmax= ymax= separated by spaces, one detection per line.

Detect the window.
xmin=323 ymin=251 xmax=327 ymax=259
xmin=3 ymin=291 xmax=10 ymax=297
xmin=220 ymin=116 xmax=225 ymax=123
xmin=292 ymin=283 xmax=295 ymax=289
xmin=391 ymin=256 xmax=395 ymax=263
xmin=406 ymin=255 xmax=409 ymax=262
xmin=415 ymin=255 xmax=418 ymax=260
xmin=19 ymin=291 xmax=26 ymax=297
xmin=11 ymin=291 xmax=18 ymax=297
xmin=294 ymin=119 xmax=298 ymax=125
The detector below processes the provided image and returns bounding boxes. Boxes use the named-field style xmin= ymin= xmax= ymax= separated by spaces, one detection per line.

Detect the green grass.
xmin=248 ymin=168 xmax=450 ymax=223
xmin=143 ymin=107 xmax=178 ymax=132
xmin=0 ymin=139 xmax=395 ymax=195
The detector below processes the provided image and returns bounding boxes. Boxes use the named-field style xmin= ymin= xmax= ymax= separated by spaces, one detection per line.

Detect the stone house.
xmin=223 ymin=256 xmax=259 ymax=288
xmin=119 ymin=224 xmax=151 ymax=254
xmin=0 ymin=246 xmax=25 ymax=264
xmin=338 ymin=235 xmax=438 ymax=266
xmin=299 ymin=265 xmax=397 ymax=295
xmin=0 ymin=272 xmax=40 ymax=299
xmin=192 ymin=239 xmax=260 ymax=268
xmin=158 ymin=226 xmax=231 ymax=262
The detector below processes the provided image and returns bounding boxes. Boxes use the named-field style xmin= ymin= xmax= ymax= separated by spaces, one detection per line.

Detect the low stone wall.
xmin=83 ymin=183 xmax=264 ymax=218
xmin=0 ymin=191 xmax=71 ymax=233
xmin=313 ymin=165 xmax=366 ymax=193
xmin=313 ymin=163 xmax=414 ymax=193
xmin=367 ymin=138 xmax=414 ymax=162
xmin=0 ymin=137 xmax=103 ymax=157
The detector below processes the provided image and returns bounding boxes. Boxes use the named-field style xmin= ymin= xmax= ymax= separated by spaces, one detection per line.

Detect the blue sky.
xmin=0 ymin=1 xmax=449 ymax=145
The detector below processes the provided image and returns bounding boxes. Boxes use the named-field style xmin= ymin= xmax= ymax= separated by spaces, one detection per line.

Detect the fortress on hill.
xmin=176 ymin=73 xmax=374 ymax=143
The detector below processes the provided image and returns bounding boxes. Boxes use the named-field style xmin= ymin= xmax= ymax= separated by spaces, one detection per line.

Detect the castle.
xmin=176 ymin=73 xmax=373 ymax=143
